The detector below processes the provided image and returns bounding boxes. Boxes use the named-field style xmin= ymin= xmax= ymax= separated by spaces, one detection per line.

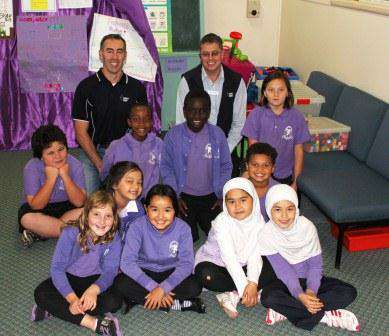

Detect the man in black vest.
xmin=176 ymin=33 xmax=246 ymax=174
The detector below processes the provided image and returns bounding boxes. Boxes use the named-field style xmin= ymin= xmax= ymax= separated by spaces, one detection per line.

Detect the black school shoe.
xmin=31 ymin=304 xmax=51 ymax=322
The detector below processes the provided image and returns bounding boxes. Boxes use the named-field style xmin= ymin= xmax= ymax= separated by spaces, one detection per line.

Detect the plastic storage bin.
xmin=304 ymin=117 xmax=351 ymax=153
xmin=256 ymin=80 xmax=325 ymax=117
xmin=331 ymin=223 xmax=389 ymax=252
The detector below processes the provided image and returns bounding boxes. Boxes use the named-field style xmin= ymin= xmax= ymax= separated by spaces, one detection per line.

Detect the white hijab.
xmin=213 ymin=177 xmax=265 ymax=264
xmin=259 ymin=184 xmax=321 ymax=264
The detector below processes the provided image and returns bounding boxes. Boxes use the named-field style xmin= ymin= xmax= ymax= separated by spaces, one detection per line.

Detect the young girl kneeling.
xmin=113 ymin=184 xmax=204 ymax=313
xmin=195 ymin=177 xmax=276 ymax=319
xmin=259 ymin=184 xmax=359 ymax=332
xmin=33 ymin=190 xmax=122 ymax=336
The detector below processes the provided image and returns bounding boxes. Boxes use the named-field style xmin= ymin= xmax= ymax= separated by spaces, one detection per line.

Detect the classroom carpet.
xmin=0 ymin=149 xmax=388 ymax=336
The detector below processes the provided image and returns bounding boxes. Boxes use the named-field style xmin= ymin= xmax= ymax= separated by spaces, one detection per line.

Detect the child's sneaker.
xmin=321 ymin=309 xmax=360 ymax=332
xmin=104 ymin=313 xmax=122 ymax=336
xmin=265 ymin=308 xmax=287 ymax=325
xmin=96 ymin=317 xmax=119 ymax=336
xmin=20 ymin=230 xmax=35 ymax=248
xmin=31 ymin=304 xmax=51 ymax=322
xmin=216 ymin=291 xmax=239 ymax=319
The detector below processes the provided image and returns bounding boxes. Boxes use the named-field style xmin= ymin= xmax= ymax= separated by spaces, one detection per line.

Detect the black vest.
xmin=182 ymin=64 xmax=242 ymax=137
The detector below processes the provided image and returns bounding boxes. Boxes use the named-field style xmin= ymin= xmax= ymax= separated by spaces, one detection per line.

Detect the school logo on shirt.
xmin=204 ymin=143 xmax=212 ymax=159
xmin=103 ymin=248 xmax=110 ymax=256
xmin=282 ymin=126 xmax=294 ymax=141
xmin=169 ymin=241 xmax=179 ymax=257
xmin=148 ymin=151 xmax=157 ymax=165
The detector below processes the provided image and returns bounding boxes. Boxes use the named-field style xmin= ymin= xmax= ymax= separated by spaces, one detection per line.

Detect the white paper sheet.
xmin=58 ymin=0 xmax=92 ymax=9
xmin=89 ymin=14 xmax=157 ymax=82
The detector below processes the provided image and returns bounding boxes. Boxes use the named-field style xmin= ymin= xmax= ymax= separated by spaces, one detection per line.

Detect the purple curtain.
xmin=0 ymin=0 xmax=163 ymax=151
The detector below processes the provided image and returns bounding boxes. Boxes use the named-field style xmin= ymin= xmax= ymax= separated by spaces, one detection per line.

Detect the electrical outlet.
xmin=247 ymin=0 xmax=260 ymax=18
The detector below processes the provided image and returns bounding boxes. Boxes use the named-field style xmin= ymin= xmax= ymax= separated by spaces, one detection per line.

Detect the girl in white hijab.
xmin=259 ymin=184 xmax=359 ymax=332
xmin=195 ymin=177 xmax=276 ymax=319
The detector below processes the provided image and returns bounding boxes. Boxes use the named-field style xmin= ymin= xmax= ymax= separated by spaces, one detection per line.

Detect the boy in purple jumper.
xmin=33 ymin=190 xmax=122 ymax=336
xmin=19 ymin=125 xmax=86 ymax=247
xmin=112 ymin=184 xmax=204 ymax=313
xmin=245 ymin=142 xmax=279 ymax=222
xmin=242 ymin=71 xmax=310 ymax=190
xmin=101 ymin=103 xmax=162 ymax=199
xmin=161 ymin=90 xmax=232 ymax=242
xmin=259 ymin=185 xmax=359 ymax=332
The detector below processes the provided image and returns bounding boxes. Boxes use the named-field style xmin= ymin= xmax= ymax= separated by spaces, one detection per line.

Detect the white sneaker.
xmin=216 ymin=291 xmax=239 ymax=319
xmin=265 ymin=308 xmax=287 ymax=325
xmin=322 ymin=309 xmax=360 ymax=332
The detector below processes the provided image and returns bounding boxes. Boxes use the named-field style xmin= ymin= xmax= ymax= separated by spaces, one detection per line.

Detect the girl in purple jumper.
xmin=19 ymin=124 xmax=86 ymax=247
xmin=259 ymin=184 xmax=359 ymax=332
xmin=33 ymin=190 xmax=122 ymax=336
xmin=105 ymin=161 xmax=145 ymax=243
xmin=112 ymin=184 xmax=204 ymax=313
xmin=242 ymin=71 xmax=311 ymax=190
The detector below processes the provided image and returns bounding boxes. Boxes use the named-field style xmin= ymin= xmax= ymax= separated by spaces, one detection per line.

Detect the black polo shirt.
xmin=72 ymin=69 xmax=147 ymax=146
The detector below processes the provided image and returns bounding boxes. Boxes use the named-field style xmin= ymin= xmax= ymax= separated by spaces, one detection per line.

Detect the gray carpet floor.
xmin=0 ymin=149 xmax=388 ymax=336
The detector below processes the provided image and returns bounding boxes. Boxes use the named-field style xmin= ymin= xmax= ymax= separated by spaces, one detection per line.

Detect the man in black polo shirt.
xmin=176 ymin=33 xmax=247 ymax=176
xmin=72 ymin=34 xmax=147 ymax=193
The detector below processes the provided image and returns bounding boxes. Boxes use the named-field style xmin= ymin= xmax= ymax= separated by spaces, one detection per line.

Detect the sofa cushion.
xmin=304 ymin=151 xmax=365 ymax=171
xmin=298 ymin=164 xmax=389 ymax=223
xmin=333 ymin=87 xmax=386 ymax=162
xmin=366 ymin=111 xmax=389 ymax=179
xmin=307 ymin=71 xmax=346 ymax=118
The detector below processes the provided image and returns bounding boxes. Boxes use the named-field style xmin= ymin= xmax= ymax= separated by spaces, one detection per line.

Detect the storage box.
xmin=256 ymin=80 xmax=325 ymax=117
xmin=331 ymin=223 xmax=389 ymax=252
xmin=304 ymin=117 xmax=351 ymax=153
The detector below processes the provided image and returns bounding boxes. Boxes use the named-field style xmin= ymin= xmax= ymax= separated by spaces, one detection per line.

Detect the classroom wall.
xmin=204 ymin=0 xmax=282 ymax=66
xmin=279 ymin=0 xmax=389 ymax=102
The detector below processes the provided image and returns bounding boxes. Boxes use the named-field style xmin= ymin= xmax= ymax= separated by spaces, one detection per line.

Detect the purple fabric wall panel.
xmin=0 ymin=0 xmax=162 ymax=151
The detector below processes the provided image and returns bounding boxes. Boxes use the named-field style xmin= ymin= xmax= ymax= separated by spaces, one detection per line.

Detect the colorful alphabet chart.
xmin=17 ymin=15 xmax=88 ymax=93
xmin=142 ymin=0 xmax=172 ymax=54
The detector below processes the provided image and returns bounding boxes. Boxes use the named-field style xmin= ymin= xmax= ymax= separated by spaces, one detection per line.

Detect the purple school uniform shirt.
xmin=51 ymin=226 xmax=122 ymax=298
xmin=161 ymin=122 xmax=232 ymax=198
xmin=183 ymin=124 xmax=213 ymax=196
xmin=267 ymin=253 xmax=323 ymax=298
xmin=242 ymin=106 xmax=311 ymax=179
xmin=101 ymin=132 xmax=162 ymax=198
xmin=259 ymin=177 xmax=279 ymax=222
xmin=120 ymin=216 xmax=194 ymax=294
xmin=22 ymin=154 xmax=86 ymax=203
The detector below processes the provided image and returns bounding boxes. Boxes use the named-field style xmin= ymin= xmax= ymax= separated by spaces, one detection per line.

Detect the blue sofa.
xmin=298 ymin=71 xmax=389 ymax=268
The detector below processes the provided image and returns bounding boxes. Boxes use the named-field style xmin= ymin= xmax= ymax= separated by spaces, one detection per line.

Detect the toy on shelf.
xmin=255 ymin=66 xmax=299 ymax=80
xmin=222 ymin=31 xmax=248 ymax=61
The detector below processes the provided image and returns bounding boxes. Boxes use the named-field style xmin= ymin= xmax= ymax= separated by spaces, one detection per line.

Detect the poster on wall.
xmin=142 ymin=0 xmax=172 ymax=54
xmin=17 ymin=15 xmax=88 ymax=93
xmin=0 ymin=0 xmax=13 ymax=38
xmin=89 ymin=13 xmax=157 ymax=82
xmin=21 ymin=0 xmax=57 ymax=12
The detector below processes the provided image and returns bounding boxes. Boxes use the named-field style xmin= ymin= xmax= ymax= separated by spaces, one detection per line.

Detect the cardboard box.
xmin=331 ymin=223 xmax=389 ymax=252
xmin=304 ymin=117 xmax=351 ymax=153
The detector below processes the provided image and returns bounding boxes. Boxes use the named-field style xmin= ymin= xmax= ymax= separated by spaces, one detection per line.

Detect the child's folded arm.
xmin=306 ymin=253 xmax=323 ymax=295
xmin=94 ymin=234 xmax=122 ymax=293
xmin=160 ymin=226 xmax=194 ymax=294
xmin=50 ymin=228 xmax=77 ymax=298
xmin=214 ymin=222 xmax=248 ymax=297
xmin=267 ymin=253 xmax=304 ymax=299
